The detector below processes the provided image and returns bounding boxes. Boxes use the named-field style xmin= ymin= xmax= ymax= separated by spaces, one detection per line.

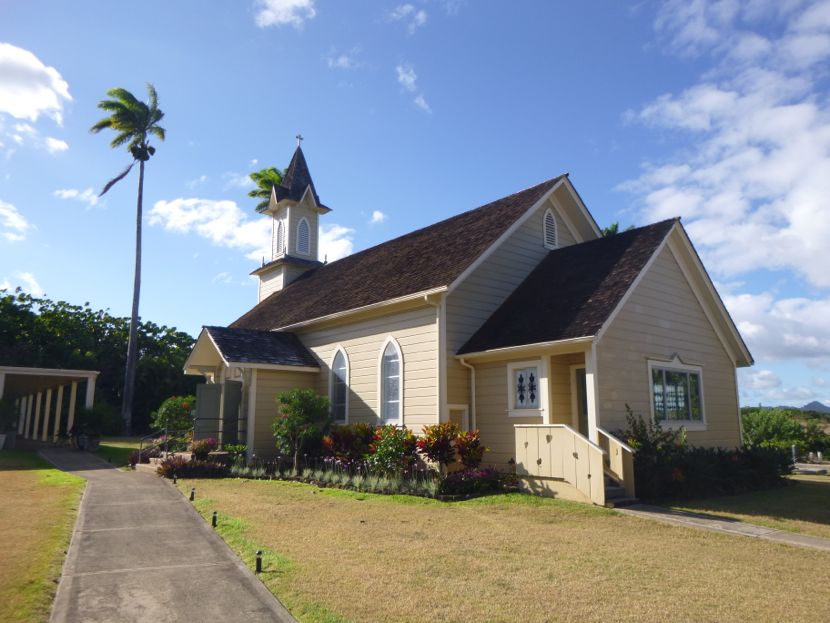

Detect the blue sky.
xmin=1 ymin=0 xmax=829 ymax=407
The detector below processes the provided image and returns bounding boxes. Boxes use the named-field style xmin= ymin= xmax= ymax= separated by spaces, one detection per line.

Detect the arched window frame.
xmin=377 ymin=336 xmax=404 ymax=425
xmin=274 ymin=219 xmax=285 ymax=257
xmin=297 ymin=217 xmax=310 ymax=255
xmin=329 ymin=346 xmax=349 ymax=424
xmin=543 ymin=208 xmax=558 ymax=250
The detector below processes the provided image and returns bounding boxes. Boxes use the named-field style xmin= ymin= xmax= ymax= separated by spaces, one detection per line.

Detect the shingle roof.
xmin=457 ymin=219 xmax=677 ymax=355
xmin=273 ymin=146 xmax=325 ymax=208
xmin=232 ymin=175 xmax=566 ymax=330
xmin=204 ymin=326 xmax=319 ymax=368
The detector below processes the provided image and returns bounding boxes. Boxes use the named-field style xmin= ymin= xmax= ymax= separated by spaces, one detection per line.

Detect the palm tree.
xmin=90 ymin=84 xmax=165 ymax=435
xmin=249 ymin=166 xmax=284 ymax=212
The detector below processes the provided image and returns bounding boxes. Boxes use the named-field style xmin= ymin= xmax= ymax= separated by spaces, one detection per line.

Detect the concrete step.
xmin=605 ymin=496 xmax=639 ymax=508
xmin=133 ymin=462 xmax=161 ymax=475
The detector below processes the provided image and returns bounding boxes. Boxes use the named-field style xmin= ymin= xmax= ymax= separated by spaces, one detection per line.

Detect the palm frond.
xmin=99 ymin=162 xmax=135 ymax=197
xmin=145 ymin=83 xmax=159 ymax=111
xmin=106 ymin=87 xmax=141 ymax=108
xmin=89 ymin=118 xmax=113 ymax=134
xmin=150 ymin=126 xmax=166 ymax=141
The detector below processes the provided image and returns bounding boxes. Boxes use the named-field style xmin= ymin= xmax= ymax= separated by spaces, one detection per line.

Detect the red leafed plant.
xmin=417 ymin=422 xmax=460 ymax=469
xmin=455 ymin=430 xmax=487 ymax=468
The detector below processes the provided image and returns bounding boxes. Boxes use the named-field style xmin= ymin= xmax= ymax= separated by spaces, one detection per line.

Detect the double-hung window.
xmin=649 ymin=358 xmax=705 ymax=429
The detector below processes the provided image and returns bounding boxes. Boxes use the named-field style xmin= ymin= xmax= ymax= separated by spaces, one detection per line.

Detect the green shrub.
xmin=272 ymin=388 xmax=332 ymax=471
xmin=151 ymin=395 xmax=195 ymax=431
xmin=456 ymin=430 xmax=487 ymax=468
xmin=367 ymin=425 xmax=418 ymax=476
xmin=224 ymin=443 xmax=247 ymax=463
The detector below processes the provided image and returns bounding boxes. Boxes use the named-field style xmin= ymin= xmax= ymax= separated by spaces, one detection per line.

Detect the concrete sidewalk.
xmin=41 ymin=449 xmax=296 ymax=623
xmin=618 ymin=504 xmax=830 ymax=552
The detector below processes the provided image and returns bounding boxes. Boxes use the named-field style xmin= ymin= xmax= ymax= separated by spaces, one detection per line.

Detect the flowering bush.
xmin=440 ymin=468 xmax=503 ymax=495
xmin=455 ymin=430 xmax=486 ymax=468
xmin=190 ymin=437 xmax=218 ymax=461
xmin=151 ymin=395 xmax=196 ymax=431
xmin=128 ymin=446 xmax=161 ymax=466
xmin=368 ymin=425 xmax=418 ymax=475
xmin=323 ymin=423 xmax=376 ymax=462
xmin=417 ymin=423 xmax=460 ymax=468
xmin=157 ymin=456 xmax=228 ymax=479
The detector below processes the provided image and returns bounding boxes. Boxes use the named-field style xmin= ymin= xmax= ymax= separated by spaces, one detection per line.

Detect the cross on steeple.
xmin=296 ymin=133 xmax=304 ymax=147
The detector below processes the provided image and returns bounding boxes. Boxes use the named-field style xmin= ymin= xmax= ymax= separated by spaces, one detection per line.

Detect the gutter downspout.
xmin=459 ymin=357 xmax=476 ymax=430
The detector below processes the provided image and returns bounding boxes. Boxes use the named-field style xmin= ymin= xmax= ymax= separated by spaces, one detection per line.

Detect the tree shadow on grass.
xmin=670 ymin=476 xmax=830 ymax=528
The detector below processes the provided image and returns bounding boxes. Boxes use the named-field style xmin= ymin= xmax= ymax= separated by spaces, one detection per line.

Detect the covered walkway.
xmin=0 ymin=366 xmax=99 ymax=444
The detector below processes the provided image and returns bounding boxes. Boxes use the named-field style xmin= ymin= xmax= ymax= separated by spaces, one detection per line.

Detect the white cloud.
xmin=396 ymin=64 xmax=418 ymax=92
xmin=389 ymin=4 xmax=428 ymax=34
xmin=9 ymin=271 xmax=44 ymax=297
xmin=45 ymin=136 xmax=68 ymax=153
xmin=223 ymin=171 xmax=255 ymax=190
xmin=327 ymin=49 xmax=361 ymax=70
xmin=413 ymin=94 xmax=432 ymax=113
xmin=254 ymin=0 xmax=317 ymax=29
xmin=0 ymin=199 xmax=31 ymax=241
xmin=721 ymin=287 xmax=830 ymax=363
xmin=186 ymin=175 xmax=208 ymax=189
xmin=624 ymin=2 xmax=830 ymax=291
xmin=0 ymin=43 xmax=71 ymax=124
xmin=319 ymin=224 xmax=354 ymax=262
xmin=54 ymin=187 xmax=99 ymax=209
xmin=743 ymin=369 xmax=782 ymax=390
xmin=212 ymin=271 xmax=233 ymax=284
xmin=370 ymin=210 xmax=386 ymax=224
xmin=149 ymin=197 xmax=355 ymax=263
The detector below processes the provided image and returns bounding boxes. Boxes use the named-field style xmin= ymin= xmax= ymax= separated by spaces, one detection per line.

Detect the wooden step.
xmin=604 ymin=496 xmax=639 ymax=508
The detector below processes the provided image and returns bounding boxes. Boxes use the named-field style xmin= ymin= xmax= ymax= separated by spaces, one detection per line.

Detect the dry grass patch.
xmin=671 ymin=474 xmax=830 ymax=539
xmin=182 ymin=478 xmax=830 ymax=623
xmin=0 ymin=451 xmax=84 ymax=622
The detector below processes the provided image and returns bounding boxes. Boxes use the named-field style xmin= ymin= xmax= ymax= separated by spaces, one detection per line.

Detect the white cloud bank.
xmin=254 ymin=0 xmax=316 ymax=29
xmin=0 ymin=199 xmax=31 ymax=241
xmin=623 ymin=0 xmax=830 ymax=380
xmin=149 ymin=197 xmax=354 ymax=263
xmin=396 ymin=64 xmax=431 ymax=113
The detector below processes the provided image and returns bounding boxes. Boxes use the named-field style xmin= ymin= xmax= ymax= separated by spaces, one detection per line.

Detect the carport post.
xmin=24 ymin=394 xmax=33 ymax=438
xmin=84 ymin=376 xmax=95 ymax=410
xmin=66 ymin=382 xmax=78 ymax=437
xmin=0 ymin=371 xmax=5 ymax=400
xmin=32 ymin=392 xmax=43 ymax=440
xmin=53 ymin=385 xmax=65 ymax=441
xmin=42 ymin=388 xmax=53 ymax=442
xmin=18 ymin=396 xmax=26 ymax=434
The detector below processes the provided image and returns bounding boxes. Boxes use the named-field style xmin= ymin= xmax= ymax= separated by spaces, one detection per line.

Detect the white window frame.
xmin=296 ymin=217 xmax=311 ymax=255
xmin=543 ymin=208 xmax=558 ymax=250
xmin=377 ymin=336 xmax=404 ymax=425
xmin=506 ymin=359 xmax=546 ymax=418
xmin=329 ymin=346 xmax=349 ymax=424
xmin=647 ymin=356 xmax=706 ymax=431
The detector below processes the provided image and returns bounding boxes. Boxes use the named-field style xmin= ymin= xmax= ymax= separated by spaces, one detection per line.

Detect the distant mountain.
xmin=802 ymin=401 xmax=830 ymax=414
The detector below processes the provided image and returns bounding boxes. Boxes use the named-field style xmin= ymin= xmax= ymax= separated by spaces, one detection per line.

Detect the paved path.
xmin=618 ymin=504 xmax=830 ymax=552
xmin=41 ymin=449 xmax=296 ymax=623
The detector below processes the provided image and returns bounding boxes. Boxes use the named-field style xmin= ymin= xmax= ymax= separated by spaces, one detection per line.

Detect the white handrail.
xmin=596 ymin=426 xmax=635 ymax=454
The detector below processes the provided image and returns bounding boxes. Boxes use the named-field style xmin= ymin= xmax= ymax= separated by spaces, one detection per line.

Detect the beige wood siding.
xmin=596 ymin=246 xmax=741 ymax=447
xmin=549 ymin=353 xmax=584 ymax=426
xmin=258 ymin=267 xmax=284 ymax=302
xmin=252 ymin=370 xmax=316 ymax=459
xmin=446 ymin=199 xmax=576 ymax=408
xmin=474 ymin=360 xmax=545 ymax=468
xmin=297 ymin=304 xmax=438 ymax=431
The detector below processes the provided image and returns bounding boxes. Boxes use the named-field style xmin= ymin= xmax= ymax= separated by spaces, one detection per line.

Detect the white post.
xmin=0 ymin=372 xmax=5 ymax=400
xmin=584 ymin=345 xmax=600 ymax=443
xmin=84 ymin=376 xmax=96 ymax=410
xmin=53 ymin=385 xmax=65 ymax=441
xmin=42 ymin=388 xmax=53 ymax=442
xmin=33 ymin=392 xmax=43 ymax=441
xmin=18 ymin=396 xmax=26 ymax=434
xmin=66 ymin=382 xmax=78 ymax=437
xmin=246 ymin=369 xmax=257 ymax=462
xmin=24 ymin=394 xmax=33 ymax=438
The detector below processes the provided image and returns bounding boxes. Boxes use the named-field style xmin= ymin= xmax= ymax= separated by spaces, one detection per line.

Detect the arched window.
xmin=543 ymin=208 xmax=558 ymax=249
xmin=273 ymin=220 xmax=284 ymax=257
xmin=331 ymin=348 xmax=348 ymax=422
xmin=379 ymin=338 xmax=402 ymax=424
xmin=297 ymin=218 xmax=310 ymax=255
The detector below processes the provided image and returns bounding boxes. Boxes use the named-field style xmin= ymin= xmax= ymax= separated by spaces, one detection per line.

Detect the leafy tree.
xmin=90 ymin=83 xmax=166 ymax=435
xmin=151 ymin=395 xmax=196 ymax=431
xmin=249 ymin=166 xmax=285 ymax=213
xmin=0 ymin=289 xmax=197 ymax=433
xmin=601 ymin=222 xmax=635 ymax=237
xmin=742 ymin=407 xmax=830 ymax=452
xmin=272 ymin=388 xmax=331 ymax=471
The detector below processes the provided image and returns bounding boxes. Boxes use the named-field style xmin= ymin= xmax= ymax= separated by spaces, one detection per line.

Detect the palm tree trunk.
xmin=121 ymin=158 xmax=144 ymax=436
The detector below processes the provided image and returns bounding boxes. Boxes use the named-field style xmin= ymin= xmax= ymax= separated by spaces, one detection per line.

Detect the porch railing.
xmin=596 ymin=427 xmax=636 ymax=499
xmin=514 ymin=424 xmax=606 ymax=505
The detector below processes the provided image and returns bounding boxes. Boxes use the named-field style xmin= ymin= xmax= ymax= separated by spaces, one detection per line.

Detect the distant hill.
xmin=802 ymin=401 xmax=830 ymax=414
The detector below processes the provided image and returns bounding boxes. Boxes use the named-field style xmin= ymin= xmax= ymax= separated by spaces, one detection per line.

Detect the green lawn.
xmin=94 ymin=436 xmax=141 ymax=466
xmin=670 ymin=474 xmax=830 ymax=539
xmin=177 ymin=478 xmax=830 ymax=623
xmin=0 ymin=450 xmax=84 ymax=623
